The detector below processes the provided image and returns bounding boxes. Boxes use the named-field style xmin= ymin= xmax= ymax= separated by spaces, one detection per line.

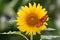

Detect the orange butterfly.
xmin=37 ymin=15 xmax=48 ymax=27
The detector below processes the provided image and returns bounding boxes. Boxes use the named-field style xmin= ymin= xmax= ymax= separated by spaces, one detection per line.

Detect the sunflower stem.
xmin=40 ymin=38 xmax=42 ymax=40
xmin=30 ymin=34 xmax=33 ymax=40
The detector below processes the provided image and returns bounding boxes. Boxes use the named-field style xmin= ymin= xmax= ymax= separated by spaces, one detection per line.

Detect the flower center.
xmin=26 ymin=13 xmax=38 ymax=26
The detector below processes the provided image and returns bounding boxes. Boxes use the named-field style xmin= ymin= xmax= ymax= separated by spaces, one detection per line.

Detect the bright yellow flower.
xmin=16 ymin=3 xmax=49 ymax=35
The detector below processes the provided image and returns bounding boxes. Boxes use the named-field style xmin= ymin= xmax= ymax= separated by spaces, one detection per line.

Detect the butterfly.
xmin=37 ymin=14 xmax=48 ymax=27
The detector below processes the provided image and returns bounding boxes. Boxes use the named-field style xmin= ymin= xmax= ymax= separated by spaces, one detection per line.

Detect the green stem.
xmin=40 ymin=38 xmax=42 ymax=40
xmin=40 ymin=35 xmax=42 ymax=40
xmin=30 ymin=34 xmax=33 ymax=40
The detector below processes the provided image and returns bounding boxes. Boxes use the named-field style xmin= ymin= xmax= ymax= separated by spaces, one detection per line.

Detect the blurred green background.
xmin=0 ymin=0 xmax=60 ymax=40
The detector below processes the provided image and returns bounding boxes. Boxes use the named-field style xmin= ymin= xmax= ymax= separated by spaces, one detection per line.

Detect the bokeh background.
xmin=0 ymin=0 xmax=60 ymax=40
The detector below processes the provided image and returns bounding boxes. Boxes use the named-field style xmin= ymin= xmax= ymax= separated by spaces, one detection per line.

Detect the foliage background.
xmin=0 ymin=0 xmax=60 ymax=40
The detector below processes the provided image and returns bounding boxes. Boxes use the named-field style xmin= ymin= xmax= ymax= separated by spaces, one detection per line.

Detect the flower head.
xmin=16 ymin=3 xmax=49 ymax=35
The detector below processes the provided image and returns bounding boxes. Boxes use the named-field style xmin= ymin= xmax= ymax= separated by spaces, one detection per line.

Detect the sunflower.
xmin=16 ymin=3 xmax=49 ymax=35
